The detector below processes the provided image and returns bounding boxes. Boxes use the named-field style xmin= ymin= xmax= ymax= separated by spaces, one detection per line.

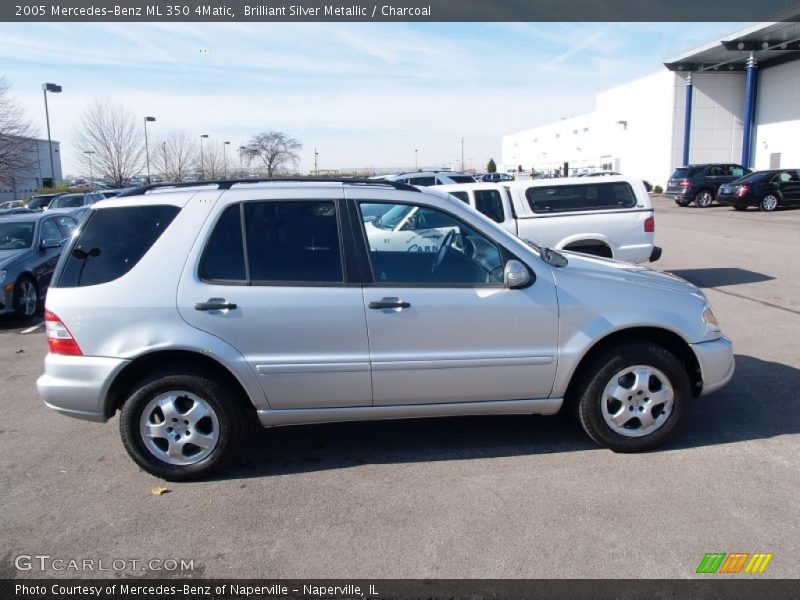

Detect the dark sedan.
xmin=717 ymin=169 xmax=800 ymax=212
xmin=0 ymin=213 xmax=77 ymax=320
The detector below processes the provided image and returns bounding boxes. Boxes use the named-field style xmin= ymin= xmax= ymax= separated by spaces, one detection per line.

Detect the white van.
xmin=437 ymin=176 xmax=660 ymax=263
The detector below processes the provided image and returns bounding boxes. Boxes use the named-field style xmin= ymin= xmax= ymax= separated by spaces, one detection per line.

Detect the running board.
xmin=257 ymin=398 xmax=562 ymax=427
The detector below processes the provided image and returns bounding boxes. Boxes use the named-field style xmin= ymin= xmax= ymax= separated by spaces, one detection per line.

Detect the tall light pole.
xmin=314 ymin=148 xmax=319 ymax=176
xmin=144 ymin=116 xmax=156 ymax=183
xmin=200 ymin=134 xmax=209 ymax=180
xmin=461 ymin=137 xmax=464 ymax=173
xmin=223 ymin=141 xmax=230 ymax=178
xmin=83 ymin=150 xmax=96 ymax=189
xmin=414 ymin=149 xmax=418 ymax=171
xmin=238 ymin=145 xmax=245 ymax=178
xmin=42 ymin=83 xmax=62 ymax=188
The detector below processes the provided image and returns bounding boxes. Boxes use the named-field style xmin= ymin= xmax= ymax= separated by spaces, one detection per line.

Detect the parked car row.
xmin=37 ymin=178 xmax=732 ymax=480
xmin=665 ymin=163 xmax=800 ymax=212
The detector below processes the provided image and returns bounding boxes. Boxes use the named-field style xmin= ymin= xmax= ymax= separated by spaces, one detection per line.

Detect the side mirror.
xmin=504 ymin=259 xmax=531 ymax=289
xmin=40 ymin=238 xmax=62 ymax=250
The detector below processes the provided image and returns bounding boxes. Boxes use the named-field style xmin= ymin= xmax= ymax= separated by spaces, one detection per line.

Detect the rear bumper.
xmin=665 ymin=190 xmax=691 ymax=199
xmin=690 ymin=336 xmax=735 ymax=396
xmin=717 ymin=195 xmax=756 ymax=206
xmin=37 ymin=353 xmax=130 ymax=422
xmin=649 ymin=246 xmax=662 ymax=262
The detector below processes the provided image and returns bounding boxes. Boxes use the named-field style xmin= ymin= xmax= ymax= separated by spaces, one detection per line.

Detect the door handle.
xmin=369 ymin=297 xmax=411 ymax=310
xmin=195 ymin=301 xmax=238 ymax=311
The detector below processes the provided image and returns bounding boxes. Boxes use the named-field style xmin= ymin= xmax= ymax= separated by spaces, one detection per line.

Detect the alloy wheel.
xmin=600 ymin=365 xmax=674 ymax=438
xmin=695 ymin=191 xmax=713 ymax=208
xmin=18 ymin=280 xmax=37 ymax=318
xmin=139 ymin=390 xmax=220 ymax=465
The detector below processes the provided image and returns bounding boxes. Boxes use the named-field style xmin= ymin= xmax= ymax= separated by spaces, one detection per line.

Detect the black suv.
xmin=666 ymin=164 xmax=751 ymax=208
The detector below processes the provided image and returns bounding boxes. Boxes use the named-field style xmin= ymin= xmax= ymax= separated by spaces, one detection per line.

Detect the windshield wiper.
xmin=523 ymin=239 xmax=568 ymax=268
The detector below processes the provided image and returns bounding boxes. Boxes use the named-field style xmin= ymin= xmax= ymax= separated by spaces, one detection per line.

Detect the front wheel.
xmin=572 ymin=342 xmax=691 ymax=452
xmin=694 ymin=190 xmax=714 ymax=208
xmin=760 ymin=194 xmax=779 ymax=212
xmin=13 ymin=276 xmax=38 ymax=320
xmin=119 ymin=364 xmax=244 ymax=481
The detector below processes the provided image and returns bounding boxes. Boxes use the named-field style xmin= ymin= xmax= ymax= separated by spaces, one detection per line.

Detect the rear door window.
xmin=525 ymin=182 xmax=637 ymax=214
xmin=473 ymin=189 xmax=505 ymax=222
xmin=199 ymin=204 xmax=246 ymax=282
xmin=57 ymin=205 xmax=180 ymax=287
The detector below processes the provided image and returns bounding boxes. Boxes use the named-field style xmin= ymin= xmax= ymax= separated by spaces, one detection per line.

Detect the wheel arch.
xmin=561 ymin=239 xmax=614 ymax=258
xmin=103 ymin=349 xmax=255 ymax=420
xmin=563 ymin=326 xmax=702 ymax=410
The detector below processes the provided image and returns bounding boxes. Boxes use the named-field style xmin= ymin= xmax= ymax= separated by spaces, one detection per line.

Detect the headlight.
xmin=0 ymin=270 xmax=6 ymax=285
xmin=702 ymin=305 xmax=720 ymax=329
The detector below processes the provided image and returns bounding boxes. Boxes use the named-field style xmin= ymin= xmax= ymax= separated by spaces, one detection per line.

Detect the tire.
xmin=119 ymin=364 xmax=245 ymax=481
xmin=674 ymin=198 xmax=691 ymax=207
xmin=694 ymin=190 xmax=714 ymax=208
xmin=572 ymin=342 xmax=691 ymax=452
xmin=12 ymin=275 xmax=38 ymax=321
xmin=759 ymin=194 xmax=779 ymax=212
xmin=733 ymin=205 xmax=747 ymax=211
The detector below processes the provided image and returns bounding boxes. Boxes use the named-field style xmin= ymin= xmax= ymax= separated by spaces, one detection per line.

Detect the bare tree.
xmin=74 ymin=98 xmax=144 ymax=187
xmin=245 ymin=131 xmax=302 ymax=177
xmin=154 ymin=129 xmax=197 ymax=182
xmin=199 ymin=140 xmax=227 ymax=180
xmin=0 ymin=78 xmax=39 ymax=194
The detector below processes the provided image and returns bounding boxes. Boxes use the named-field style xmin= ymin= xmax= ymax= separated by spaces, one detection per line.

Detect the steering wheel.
xmin=431 ymin=230 xmax=455 ymax=274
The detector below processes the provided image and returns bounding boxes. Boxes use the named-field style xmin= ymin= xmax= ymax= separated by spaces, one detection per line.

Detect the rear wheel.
xmin=119 ymin=364 xmax=245 ymax=481
xmin=759 ymin=194 xmax=779 ymax=212
xmin=694 ymin=190 xmax=714 ymax=208
xmin=572 ymin=342 xmax=691 ymax=452
xmin=12 ymin=276 xmax=38 ymax=320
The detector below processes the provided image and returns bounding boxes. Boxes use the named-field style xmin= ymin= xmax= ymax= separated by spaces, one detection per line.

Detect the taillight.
xmin=44 ymin=309 xmax=83 ymax=356
xmin=644 ymin=216 xmax=655 ymax=233
xmin=678 ymin=179 xmax=691 ymax=188
xmin=737 ymin=184 xmax=749 ymax=197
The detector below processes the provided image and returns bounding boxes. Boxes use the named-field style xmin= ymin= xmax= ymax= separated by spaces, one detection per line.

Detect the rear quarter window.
xmin=526 ymin=182 xmax=637 ymax=214
xmin=57 ymin=205 xmax=180 ymax=287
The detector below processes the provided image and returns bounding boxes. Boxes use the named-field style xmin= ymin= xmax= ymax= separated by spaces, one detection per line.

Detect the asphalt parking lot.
xmin=1 ymin=195 xmax=799 ymax=580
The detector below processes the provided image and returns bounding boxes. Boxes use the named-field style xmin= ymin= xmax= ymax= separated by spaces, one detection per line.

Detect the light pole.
xmin=414 ymin=149 xmax=418 ymax=171
xmin=144 ymin=116 xmax=156 ymax=183
xmin=314 ymin=148 xmax=319 ymax=176
xmin=200 ymin=134 xmax=209 ymax=180
xmin=42 ymin=83 xmax=62 ymax=188
xmin=223 ymin=141 xmax=230 ymax=178
xmin=238 ymin=145 xmax=245 ymax=178
xmin=83 ymin=150 xmax=96 ymax=189
xmin=461 ymin=137 xmax=464 ymax=172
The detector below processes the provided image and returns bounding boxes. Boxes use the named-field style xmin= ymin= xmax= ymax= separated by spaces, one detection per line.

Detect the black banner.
xmin=3 ymin=579 xmax=800 ymax=600
xmin=3 ymin=0 xmax=800 ymax=22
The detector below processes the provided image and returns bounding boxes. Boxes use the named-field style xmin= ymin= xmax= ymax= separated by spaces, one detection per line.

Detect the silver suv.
xmin=37 ymin=179 xmax=734 ymax=481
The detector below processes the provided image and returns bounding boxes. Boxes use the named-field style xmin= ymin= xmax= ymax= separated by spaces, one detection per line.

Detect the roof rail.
xmin=115 ymin=177 xmax=421 ymax=197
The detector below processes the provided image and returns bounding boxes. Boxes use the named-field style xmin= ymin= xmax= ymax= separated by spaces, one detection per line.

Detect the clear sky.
xmin=1 ymin=21 xmax=743 ymax=176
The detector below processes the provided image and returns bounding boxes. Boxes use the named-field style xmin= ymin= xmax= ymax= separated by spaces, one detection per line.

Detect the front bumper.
xmin=690 ymin=336 xmax=735 ymax=396
xmin=37 ymin=353 xmax=130 ymax=422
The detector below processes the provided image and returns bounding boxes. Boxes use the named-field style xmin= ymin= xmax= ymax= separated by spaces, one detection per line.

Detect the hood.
xmin=557 ymin=250 xmax=705 ymax=299
xmin=0 ymin=248 xmax=31 ymax=270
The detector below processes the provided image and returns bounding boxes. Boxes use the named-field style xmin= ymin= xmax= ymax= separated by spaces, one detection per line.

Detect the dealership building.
xmin=0 ymin=137 xmax=62 ymax=204
xmin=501 ymin=20 xmax=800 ymax=187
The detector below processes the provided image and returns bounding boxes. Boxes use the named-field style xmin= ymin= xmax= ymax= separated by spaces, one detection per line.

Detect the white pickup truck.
xmin=434 ymin=176 xmax=661 ymax=264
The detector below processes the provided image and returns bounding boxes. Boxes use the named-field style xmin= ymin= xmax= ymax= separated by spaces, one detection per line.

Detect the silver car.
xmin=37 ymin=180 xmax=734 ymax=480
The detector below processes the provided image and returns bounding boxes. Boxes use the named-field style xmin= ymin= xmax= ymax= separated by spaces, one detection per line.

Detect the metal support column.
xmin=741 ymin=52 xmax=758 ymax=168
xmin=682 ymin=72 xmax=693 ymax=166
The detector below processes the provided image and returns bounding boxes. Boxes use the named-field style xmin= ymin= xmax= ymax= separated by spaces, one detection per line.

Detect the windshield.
xmin=448 ymin=176 xmax=478 ymax=184
xmin=670 ymin=167 xmax=701 ymax=179
xmin=735 ymin=171 xmax=774 ymax=184
xmin=50 ymin=194 xmax=85 ymax=208
xmin=0 ymin=222 xmax=35 ymax=249
xmin=375 ymin=204 xmax=414 ymax=229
